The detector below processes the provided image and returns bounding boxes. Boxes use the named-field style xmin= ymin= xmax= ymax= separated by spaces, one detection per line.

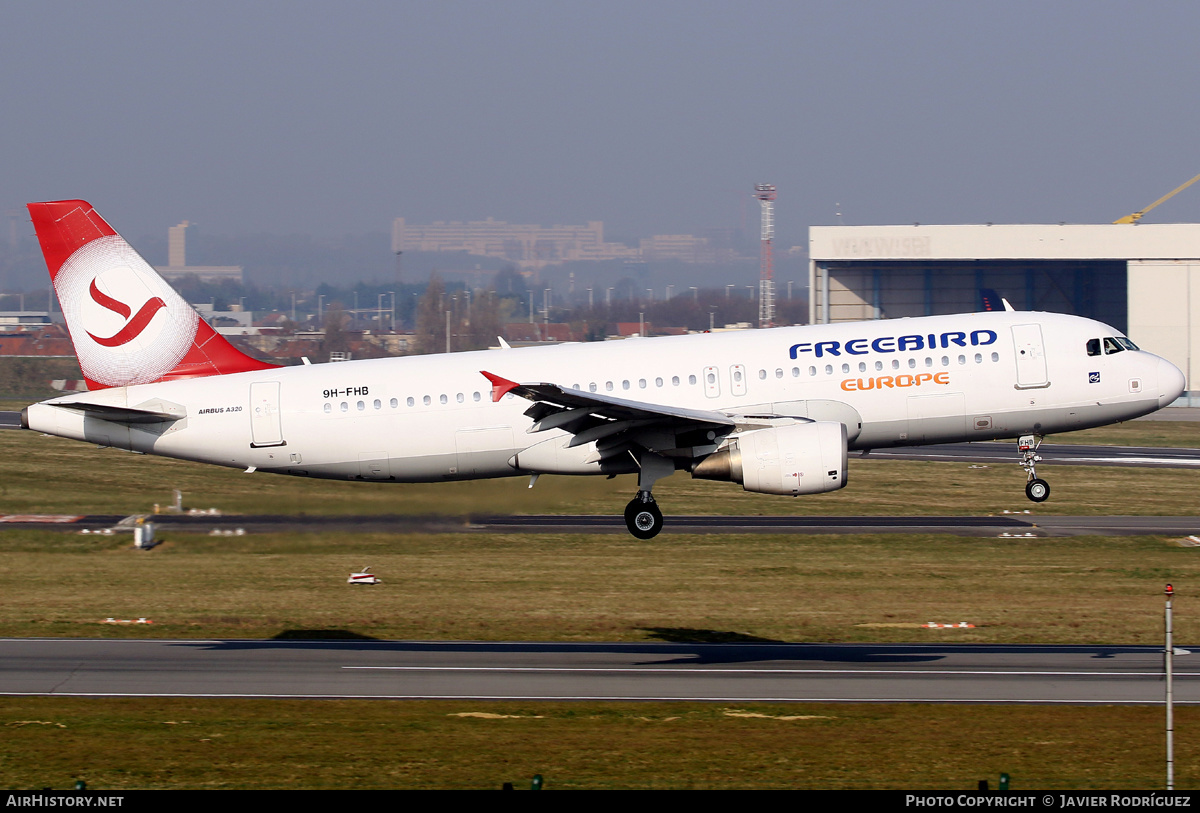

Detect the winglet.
xmin=480 ymin=371 xmax=518 ymax=402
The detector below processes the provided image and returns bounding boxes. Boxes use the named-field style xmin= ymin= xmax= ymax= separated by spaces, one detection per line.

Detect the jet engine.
xmin=691 ymin=420 xmax=848 ymax=496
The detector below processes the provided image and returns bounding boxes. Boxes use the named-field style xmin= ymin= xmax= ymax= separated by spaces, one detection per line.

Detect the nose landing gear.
xmin=1019 ymin=434 xmax=1050 ymax=503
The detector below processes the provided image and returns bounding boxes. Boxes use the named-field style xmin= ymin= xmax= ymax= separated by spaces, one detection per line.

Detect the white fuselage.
xmin=25 ymin=310 xmax=1184 ymax=484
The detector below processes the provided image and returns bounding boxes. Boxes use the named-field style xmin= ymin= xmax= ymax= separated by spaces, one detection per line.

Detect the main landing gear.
xmin=623 ymin=451 xmax=674 ymax=539
xmin=624 ymin=492 xmax=664 ymax=539
xmin=1018 ymin=434 xmax=1050 ymax=503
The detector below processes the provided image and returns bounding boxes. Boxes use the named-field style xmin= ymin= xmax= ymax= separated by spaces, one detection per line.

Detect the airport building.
xmin=391 ymin=217 xmax=639 ymax=269
xmin=808 ymin=223 xmax=1200 ymax=398
xmin=155 ymin=220 xmax=244 ymax=284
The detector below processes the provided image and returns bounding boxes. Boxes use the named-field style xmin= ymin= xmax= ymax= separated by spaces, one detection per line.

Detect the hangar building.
xmin=808 ymin=223 xmax=1200 ymax=399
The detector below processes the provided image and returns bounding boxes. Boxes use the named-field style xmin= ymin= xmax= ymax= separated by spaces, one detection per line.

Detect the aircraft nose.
xmin=1158 ymin=357 xmax=1186 ymax=406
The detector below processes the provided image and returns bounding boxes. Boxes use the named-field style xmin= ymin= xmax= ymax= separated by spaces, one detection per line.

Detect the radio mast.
xmin=755 ymin=183 xmax=776 ymax=328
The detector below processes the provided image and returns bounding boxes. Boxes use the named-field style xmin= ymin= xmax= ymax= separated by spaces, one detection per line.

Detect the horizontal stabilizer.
xmin=54 ymin=401 xmax=185 ymax=424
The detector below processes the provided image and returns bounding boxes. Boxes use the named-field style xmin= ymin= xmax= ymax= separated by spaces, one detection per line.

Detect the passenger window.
xmin=589 ymin=383 xmax=597 ymax=393
xmin=891 ymin=359 xmax=900 ymax=370
xmin=423 ymin=395 xmax=431 ymax=406
xmin=341 ymin=402 xmax=348 ymax=412
xmin=809 ymin=366 xmax=816 ymax=376
xmin=758 ymin=369 xmax=767 ymax=380
xmin=357 ymin=401 xmax=365 ymax=411
xmin=374 ymin=399 xmax=381 ymax=409
xmin=439 ymin=394 xmax=448 ymax=404
xmin=473 ymin=392 xmax=481 ymax=402
xmin=1086 ymin=338 xmax=1102 ymax=356
xmin=841 ymin=363 xmax=849 ymax=374
xmin=824 ymin=364 xmax=833 ymax=375
xmin=456 ymin=393 xmax=464 ymax=403
xmin=656 ymin=377 xmax=664 ymax=387
xmin=875 ymin=361 xmax=883 ymax=371
xmin=323 ymin=403 xmax=332 ymax=414
xmin=622 ymin=380 xmax=630 ymax=390
xmin=390 ymin=398 xmax=398 ymax=408
xmin=606 ymin=381 xmax=613 ymax=391
xmin=688 ymin=375 xmax=697 ymax=385
xmin=407 ymin=397 xmax=415 ymax=407
xmin=639 ymin=379 xmax=646 ymax=388
xmin=991 ymin=352 xmax=999 ymax=362
xmin=974 ymin=353 xmax=982 ymax=364
xmin=908 ymin=358 xmax=917 ymax=369
xmin=791 ymin=367 xmax=800 ymax=377
xmin=672 ymin=376 xmax=680 ymax=386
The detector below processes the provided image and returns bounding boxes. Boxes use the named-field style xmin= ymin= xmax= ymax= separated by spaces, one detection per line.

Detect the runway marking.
xmin=0 ymin=514 xmax=84 ymax=523
xmin=344 ymin=665 xmax=1200 ymax=678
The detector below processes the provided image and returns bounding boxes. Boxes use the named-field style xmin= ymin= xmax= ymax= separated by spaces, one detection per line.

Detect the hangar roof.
xmin=810 ymin=223 xmax=1200 ymax=262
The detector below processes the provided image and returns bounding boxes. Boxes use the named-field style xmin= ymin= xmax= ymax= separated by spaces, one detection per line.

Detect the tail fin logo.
xmin=55 ymin=235 xmax=199 ymax=387
xmin=85 ymin=278 xmax=167 ymax=348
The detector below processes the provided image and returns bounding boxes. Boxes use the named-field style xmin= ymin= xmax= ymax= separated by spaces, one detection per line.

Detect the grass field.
xmin=2 ymin=698 xmax=1194 ymax=790
xmin=3 ymin=410 xmax=1199 ymax=789
xmin=0 ymin=530 xmax=1195 ymax=644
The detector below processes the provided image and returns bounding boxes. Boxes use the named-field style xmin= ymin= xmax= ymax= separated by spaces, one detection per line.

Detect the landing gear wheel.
xmin=1025 ymin=478 xmax=1050 ymax=503
xmin=624 ymin=497 xmax=664 ymax=539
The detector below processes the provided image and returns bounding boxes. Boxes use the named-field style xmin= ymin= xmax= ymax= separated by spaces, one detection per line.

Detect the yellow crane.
xmin=1114 ymin=172 xmax=1200 ymax=224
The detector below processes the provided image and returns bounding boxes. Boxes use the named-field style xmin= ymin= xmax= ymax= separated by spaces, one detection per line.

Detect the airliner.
xmin=20 ymin=200 xmax=1187 ymax=538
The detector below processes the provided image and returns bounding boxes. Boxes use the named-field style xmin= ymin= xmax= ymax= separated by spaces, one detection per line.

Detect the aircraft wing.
xmin=482 ymin=371 xmax=757 ymax=467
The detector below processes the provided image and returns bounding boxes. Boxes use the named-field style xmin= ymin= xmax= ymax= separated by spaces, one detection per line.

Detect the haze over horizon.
xmin=4 ymin=1 xmax=1200 ymax=248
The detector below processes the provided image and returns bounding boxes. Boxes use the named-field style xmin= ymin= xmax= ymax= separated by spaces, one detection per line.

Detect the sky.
xmin=3 ymin=1 xmax=1200 ymax=248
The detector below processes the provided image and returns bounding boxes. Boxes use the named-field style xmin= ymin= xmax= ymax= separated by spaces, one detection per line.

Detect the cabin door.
xmin=1011 ymin=324 xmax=1049 ymax=389
xmin=249 ymin=381 xmax=286 ymax=448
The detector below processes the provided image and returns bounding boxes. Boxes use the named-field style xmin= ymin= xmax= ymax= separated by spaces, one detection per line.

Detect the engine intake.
xmin=691 ymin=421 xmax=848 ymax=496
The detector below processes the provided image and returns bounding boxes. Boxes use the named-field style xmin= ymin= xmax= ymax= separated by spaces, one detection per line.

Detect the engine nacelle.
xmin=691 ymin=420 xmax=848 ymax=496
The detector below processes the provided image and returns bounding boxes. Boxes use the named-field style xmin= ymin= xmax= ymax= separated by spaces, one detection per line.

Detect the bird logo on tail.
xmin=85 ymin=278 xmax=167 ymax=348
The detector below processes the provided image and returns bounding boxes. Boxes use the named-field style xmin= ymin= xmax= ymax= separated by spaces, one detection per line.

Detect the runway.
xmin=865 ymin=441 xmax=1200 ymax=468
xmin=1 ymin=638 xmax=1194 ymax=704
xmin=4 ymin=511 xmax=1200 ymax=537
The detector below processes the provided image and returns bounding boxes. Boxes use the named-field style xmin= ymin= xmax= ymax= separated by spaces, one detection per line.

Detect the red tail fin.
xmin=27 ymin=200 xmax=278 ymax=390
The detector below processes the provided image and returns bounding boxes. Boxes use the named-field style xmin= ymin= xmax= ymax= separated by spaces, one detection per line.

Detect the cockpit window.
xmin=1103 ymin=336 xmax=1139 ymax=354
xmin=1086 ymin=338 xmax=1101 ymax=356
